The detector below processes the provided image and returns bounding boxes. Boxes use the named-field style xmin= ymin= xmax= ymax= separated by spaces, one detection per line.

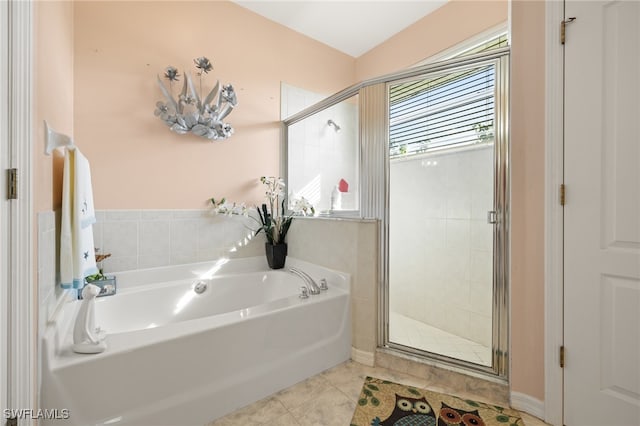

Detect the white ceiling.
xmin=232 ymin=1 xmax=448 ymax=57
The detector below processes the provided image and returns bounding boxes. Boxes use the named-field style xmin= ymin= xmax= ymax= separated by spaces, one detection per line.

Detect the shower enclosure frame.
xmin=282 ymin=48 xmax=510 ymax=379
xmin=384 ymin=55 xmax=510 ymax=379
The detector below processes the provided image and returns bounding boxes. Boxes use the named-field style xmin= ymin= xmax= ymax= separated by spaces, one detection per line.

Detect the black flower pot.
xmin=265 ymin=242 xmax=287 ymax=270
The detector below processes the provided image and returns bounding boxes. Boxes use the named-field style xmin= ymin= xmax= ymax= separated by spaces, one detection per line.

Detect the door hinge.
xmin=560 ymin=346 xmax=565 ymax=368
xmin=8 ymin=168 xmax=18 ymax=200
xmin=561 ymin=17 xmax=577 ymax=44
xmin=560 ymin=184 xmax=566 ymax=206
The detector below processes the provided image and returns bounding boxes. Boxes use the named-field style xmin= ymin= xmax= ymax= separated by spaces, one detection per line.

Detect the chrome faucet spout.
xmin=288 ymin=267 xmax=321 ymax=295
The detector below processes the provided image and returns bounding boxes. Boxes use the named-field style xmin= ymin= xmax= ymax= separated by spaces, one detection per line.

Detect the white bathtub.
xmin=41 ymin=257 xmax=351 ymax=425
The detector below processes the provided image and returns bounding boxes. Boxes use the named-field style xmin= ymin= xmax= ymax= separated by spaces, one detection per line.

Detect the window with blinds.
xmin=389 ymin=34 xmax=507 ymax=158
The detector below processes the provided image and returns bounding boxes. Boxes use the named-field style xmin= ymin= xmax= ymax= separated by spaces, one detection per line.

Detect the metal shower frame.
xmin=282 ymin=47 xmax=510 ymax=379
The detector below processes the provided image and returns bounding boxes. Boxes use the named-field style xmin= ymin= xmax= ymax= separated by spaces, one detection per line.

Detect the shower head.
xmin=327 ymin=119 xmax=341 ymax=132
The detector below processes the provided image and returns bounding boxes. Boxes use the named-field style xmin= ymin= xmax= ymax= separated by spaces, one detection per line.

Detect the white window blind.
xmin=389 ymin=34 xmax=507 ymax=157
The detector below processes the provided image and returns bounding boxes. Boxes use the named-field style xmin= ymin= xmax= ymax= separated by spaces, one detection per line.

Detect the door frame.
xmin=2 ymin=0 xmax=36 ymax=423
xmin=544 ymin=1 xmax=565 ymax=425
xmin=1 ymin=0 xmax=9 ymax=419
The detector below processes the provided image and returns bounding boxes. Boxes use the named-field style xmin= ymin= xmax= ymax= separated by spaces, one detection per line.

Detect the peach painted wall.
xmin=355 ymin=0 xmax=508 ymax=81
xmin=34 ymin=0 xmax=74 ymax=213
xmin=72 ymin=1 xmax=355 ymax=210
xmin=509 ymin=0 xmax=545 ymax=401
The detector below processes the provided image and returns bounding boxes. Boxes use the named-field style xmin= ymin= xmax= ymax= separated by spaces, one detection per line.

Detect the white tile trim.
xmin=511 ymin=391 xmax=545 ymax=420
xmin=351 ymin=347 xmax=375 ymax=367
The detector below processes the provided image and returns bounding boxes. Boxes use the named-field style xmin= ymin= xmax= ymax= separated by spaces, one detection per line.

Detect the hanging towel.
xmin=60 ymin=147 xmax=98 ymax=289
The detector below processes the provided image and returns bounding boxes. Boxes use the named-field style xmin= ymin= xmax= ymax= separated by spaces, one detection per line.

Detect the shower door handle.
xmin=487 ymin=210 xmax=498 ymax=224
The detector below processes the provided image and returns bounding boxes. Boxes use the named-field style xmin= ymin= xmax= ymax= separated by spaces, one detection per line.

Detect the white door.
xmin=564 ymin=1 xmax=640 ymax=425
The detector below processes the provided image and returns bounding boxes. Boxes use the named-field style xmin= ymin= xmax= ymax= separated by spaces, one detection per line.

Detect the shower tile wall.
xmin=389 ymin=145 xmax=493 ymax=347
xmin=288 ymin=218 xmax=379 ymax=358
xmin=92 ymin=210 xmax=263 ymax=273
xmin=282 ymin=84 xmax=359 ymax=212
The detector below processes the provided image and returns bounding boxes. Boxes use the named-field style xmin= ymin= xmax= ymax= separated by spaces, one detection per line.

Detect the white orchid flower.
xmin=291 ymin=196 xmax=315 ymax=216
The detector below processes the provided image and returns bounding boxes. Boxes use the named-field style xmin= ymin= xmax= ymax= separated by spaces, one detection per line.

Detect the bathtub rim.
xmin=43 ymin=257 xmax=351 ymax=371
xmin=110 ymin=256 xmax=349 ymax=291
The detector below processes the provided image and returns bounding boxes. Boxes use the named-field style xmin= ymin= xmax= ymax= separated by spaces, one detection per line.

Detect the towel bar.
xmin=44 ymin=120 xmax=74 ymax=155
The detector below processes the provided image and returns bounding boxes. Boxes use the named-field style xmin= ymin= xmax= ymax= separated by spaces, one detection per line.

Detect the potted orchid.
xmin=211 ymin=177 xmax=314 ymax=269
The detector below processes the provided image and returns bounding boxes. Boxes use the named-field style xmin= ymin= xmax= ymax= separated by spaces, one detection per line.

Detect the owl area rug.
xmin=350 ymin=376 xmax=524 ymax=426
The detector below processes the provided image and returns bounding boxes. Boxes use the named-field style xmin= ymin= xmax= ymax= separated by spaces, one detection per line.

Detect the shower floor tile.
xmin=389 ymin=311 xmax=492 ymax=366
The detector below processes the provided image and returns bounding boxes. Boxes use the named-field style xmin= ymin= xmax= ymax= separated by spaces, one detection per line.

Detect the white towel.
xmin=60 ymin=147 xmax=98 ymax=289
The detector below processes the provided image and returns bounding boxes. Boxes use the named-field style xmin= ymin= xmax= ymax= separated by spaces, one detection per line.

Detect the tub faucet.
xmin=288 ymin=267 xmax=321 ymax=295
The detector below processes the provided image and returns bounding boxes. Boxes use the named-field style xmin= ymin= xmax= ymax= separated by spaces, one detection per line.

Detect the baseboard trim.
xmin=352 ymin=347 xmax=375 ymax=367
xmin=511 ymin=391 xmax=545 ymax=420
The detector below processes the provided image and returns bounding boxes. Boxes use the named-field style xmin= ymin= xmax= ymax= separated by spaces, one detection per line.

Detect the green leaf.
xmin=262 ymin=204 xmax=270 ymax=227
xmin=358 ymin=398 xmax=368 ymax=406
xmin=496 ymin=415 xmax=510 ymax=423
xmin=280 ymin=218 xmax=292 ymax=241
xmin=407 ymin=388 xmax=420 ymax=396
xmin=363 ymin=389 xmax=372 ymax=397
xmin=371 ymin=397 xmax=380 ymax=406
xmin=366 ymin=384 xmax=379 ymax=391
xmin=85 ymin=274 xmax=100 ymax=282
xmin=466 ymin=400 xmax=480 ymax=407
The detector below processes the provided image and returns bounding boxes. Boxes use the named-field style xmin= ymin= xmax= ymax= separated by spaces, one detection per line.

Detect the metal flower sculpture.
xmin=155 ymin=56 xmax=237 ymax=141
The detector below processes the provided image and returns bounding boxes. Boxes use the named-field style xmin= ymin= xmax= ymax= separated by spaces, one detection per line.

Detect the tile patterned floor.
xmin=389 ymin=311 xmax=492 ymax=366
xmin=206 ymin=361 xmax=549 ymax=426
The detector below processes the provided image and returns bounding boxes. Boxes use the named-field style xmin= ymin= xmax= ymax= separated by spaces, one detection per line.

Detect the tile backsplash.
xmin=36 ymin=209 xmax=264 ymax=325
xmin=38 ymin=211 xmax=60 ymax=332
xmin=93 ymin=210 xmax=263 ymax=273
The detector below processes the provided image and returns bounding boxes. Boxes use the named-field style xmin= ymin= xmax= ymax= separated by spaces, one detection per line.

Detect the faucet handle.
xmin=319 ymin=278 xmax=328 ymax=291
xmin=299 ymin=286 xmax=309 ymax=299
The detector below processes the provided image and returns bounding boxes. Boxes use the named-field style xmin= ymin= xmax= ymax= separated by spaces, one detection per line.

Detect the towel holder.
xmin=44 ymin=120 xmax=74 ymax=155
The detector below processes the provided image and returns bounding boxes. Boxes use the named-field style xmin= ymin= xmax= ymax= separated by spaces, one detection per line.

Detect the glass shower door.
xmin=387 ymin=59 xmax=507 ymax=371
xmin=388 ymin=145 xmax=494 ymax=366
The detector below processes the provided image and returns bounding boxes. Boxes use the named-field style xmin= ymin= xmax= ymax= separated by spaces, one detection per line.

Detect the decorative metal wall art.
xmin=155 ymin=56 xmax=237 ymax=141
